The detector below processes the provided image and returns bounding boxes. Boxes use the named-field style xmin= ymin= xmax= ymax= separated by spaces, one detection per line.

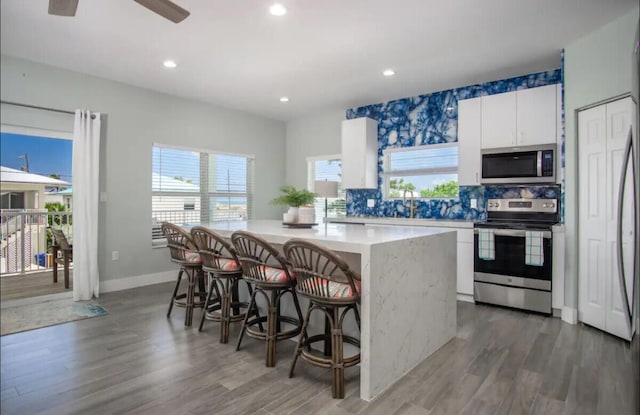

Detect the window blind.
xmin=383 ymin=144 xmax=459 ymax=199
xmin=152 ymin=145 xmax=253 ymax=242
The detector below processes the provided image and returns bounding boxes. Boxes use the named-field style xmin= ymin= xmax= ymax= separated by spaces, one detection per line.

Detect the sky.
xmin=1 ymin=133 xmax=73 ymax=180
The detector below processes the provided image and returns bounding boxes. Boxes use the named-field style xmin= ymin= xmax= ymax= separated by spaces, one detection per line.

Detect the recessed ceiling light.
xmin=163 ymin=60 xmax=177 ymax=69
xmin=382 ymin=69 xmax=396 ymax=77
xmin=279 ymin=97 xmax=290 ymax=102
xmin=269 ymin=3 xmax=287 ymax=16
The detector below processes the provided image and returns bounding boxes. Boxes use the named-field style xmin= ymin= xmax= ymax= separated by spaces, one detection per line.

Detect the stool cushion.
xmin=184 ymin=250 xmax=202 ymax=263
xmin=217 ymin=257 xmax=241 ymax=271
xmin=307 ymin=278 xmax=361 ymax=298
xmin=258 ymin=266 xmax=294 ymax=282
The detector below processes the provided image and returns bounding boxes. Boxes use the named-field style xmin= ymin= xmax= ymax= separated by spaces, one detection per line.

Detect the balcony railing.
xmin=0 ymin=209 xmax=73 ymax=276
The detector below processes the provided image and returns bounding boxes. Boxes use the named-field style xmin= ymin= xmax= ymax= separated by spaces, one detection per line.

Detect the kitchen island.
xmin=190 ymin=220 xmax=457 ymax=401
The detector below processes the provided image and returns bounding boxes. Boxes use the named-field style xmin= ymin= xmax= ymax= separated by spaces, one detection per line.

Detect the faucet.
xmin=402 ymin=189 xmax=416 ymax=219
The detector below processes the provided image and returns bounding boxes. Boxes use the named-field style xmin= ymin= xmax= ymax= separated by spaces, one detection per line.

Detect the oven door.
xmin=473 ymin=228 xmax=552 ymax=291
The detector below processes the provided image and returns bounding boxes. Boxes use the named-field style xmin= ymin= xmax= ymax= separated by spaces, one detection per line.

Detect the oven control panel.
xmin=486 ymin=198 xmax=557 ymax=213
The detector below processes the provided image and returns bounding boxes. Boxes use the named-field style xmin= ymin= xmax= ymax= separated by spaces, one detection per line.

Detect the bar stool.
xmin=283 ymin=238 xmax=361 ymax=399
xmin=231 ymin=231 xmax=304 ymax=367
xmin=191 ymin=226 xmax=259 ymax=343
xmin=162 ymin=223 xmax=208 ymax=327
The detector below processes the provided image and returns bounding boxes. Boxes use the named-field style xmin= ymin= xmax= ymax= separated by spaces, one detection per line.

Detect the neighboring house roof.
xmin=152 ymin=172 xmax=199 ymax=192
xmin=46 ymin=187 xmax=73 ymax=195
xmin=0 ymin=166 xmax=70 ymax=186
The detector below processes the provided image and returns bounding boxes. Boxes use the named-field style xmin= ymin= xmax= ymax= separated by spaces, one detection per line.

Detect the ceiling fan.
xmin=48 ymin=0 xmax=190 ymax=23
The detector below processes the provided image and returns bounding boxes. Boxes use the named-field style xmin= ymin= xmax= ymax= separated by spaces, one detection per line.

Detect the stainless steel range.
xmin=473 ymin=198 xmax=560 ymax=314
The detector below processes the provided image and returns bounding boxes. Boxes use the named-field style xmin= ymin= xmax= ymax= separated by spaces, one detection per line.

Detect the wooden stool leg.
xmin=290 ymin=302 xmax=314 ymax=378
xmin=198 ymin=274 xmax=216 ymax=332
xmin=220 ymin=279 xmax=231 ymax=344
xmin=236 ymin=288 xmax=258 ymax=351
xmin=167 ymin=269 xmax=183 ymax=318
xmin=246 ymin=283 xmax=264 ymax=331
xmin=266 ymin=290 xmax=277 ymax=367
xmin=331 ymin=307 xmax=345 ymax=399
xmin=184 ymin=268 xmax=196 ymax=327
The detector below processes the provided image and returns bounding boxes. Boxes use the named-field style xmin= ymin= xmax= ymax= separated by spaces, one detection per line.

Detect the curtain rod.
xmin=0 ymin=100 xmax=96 ymax=119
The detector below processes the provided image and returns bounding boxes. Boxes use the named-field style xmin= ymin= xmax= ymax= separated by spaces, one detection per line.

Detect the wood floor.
xmin=1 ymin=281 xmax=638 ymax=415
xmin=0 ymin=270 xmax=73 ymax=302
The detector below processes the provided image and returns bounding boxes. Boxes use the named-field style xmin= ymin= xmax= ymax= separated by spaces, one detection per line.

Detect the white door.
xmin=578 ymin=97 xmax=636 ymax=340
xmin=603 ymin=98 xmax=635 ymax=339
xmin=481 ymin=91 xmax=516 ymax=149
xmin=516 ymin=84 xmax=557 ymax=146
xmin=578 ymin=104 xmax=607 ymax=331
xmin=457 ymin=97 xmax=482 ymax=185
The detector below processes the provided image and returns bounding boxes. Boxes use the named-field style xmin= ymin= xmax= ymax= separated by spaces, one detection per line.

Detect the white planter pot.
xmin=286 ymin=206 xmax=299 ymax=223
xmin=297 ymin=206 xmax=316 ymax=224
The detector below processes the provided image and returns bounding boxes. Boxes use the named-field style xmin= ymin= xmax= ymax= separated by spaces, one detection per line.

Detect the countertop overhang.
xmin=185 ymin=219 xmax=455 ymax=254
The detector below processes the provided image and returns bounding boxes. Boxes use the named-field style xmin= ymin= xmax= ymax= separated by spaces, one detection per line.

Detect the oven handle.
xmin=474 ymin=228 xmax=552 ymax=238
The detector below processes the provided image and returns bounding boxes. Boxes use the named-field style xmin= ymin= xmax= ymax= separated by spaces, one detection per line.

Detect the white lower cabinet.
xmin=456 ymin=229 xmax=474 ymax=298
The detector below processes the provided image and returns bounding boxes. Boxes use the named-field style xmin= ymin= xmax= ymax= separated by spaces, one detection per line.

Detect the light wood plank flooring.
xmin=1 ymin=282 xmax=638 ymax=415
xmin=1 ymin=270 xmax=73 ymax=302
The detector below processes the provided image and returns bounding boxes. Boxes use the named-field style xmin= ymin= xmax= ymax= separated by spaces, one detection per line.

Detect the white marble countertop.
xmin=187 ymin=219 xmax=454 ymax=254
xmin=326 ymin=216 xmax=475 ymax=229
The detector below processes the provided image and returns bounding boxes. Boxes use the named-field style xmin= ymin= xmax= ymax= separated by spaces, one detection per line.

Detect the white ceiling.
xmin=0 ymin=0 xmax=636 ymax=121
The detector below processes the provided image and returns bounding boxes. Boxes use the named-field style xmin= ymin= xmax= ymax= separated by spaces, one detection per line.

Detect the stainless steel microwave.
xmin=481 ymin=144 xmax=556 ymax=184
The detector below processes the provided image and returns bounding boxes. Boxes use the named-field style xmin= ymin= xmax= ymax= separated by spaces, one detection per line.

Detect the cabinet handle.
xmin=475 ymin=172 xmax=479 ymax=183
xmin=519 ymin=131 xmax=524 ymax=144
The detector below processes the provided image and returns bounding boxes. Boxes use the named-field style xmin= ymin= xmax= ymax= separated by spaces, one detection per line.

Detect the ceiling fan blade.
xmin=48 ymin=0 xmax=79 ymax=16
xmin=133 ymin=0 xmax=190 ymax=23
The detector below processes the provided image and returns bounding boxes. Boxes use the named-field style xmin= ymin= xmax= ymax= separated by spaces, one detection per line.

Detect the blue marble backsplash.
xmin=344 ymin=69 xmax=563 ymax=222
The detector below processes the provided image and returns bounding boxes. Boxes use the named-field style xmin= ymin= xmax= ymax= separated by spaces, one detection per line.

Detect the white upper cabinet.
xmin=457 ymin=97 xmax=482 ymax=185
xmin=481 ymin=91 xmax=517 ymax=148
xmin=516 ymin=84 xmax=558 ymax=146
xmin=341 ymin=117 xmax=378 ymax=189
xmin=481 ymin=84 xmax=559 ymax=149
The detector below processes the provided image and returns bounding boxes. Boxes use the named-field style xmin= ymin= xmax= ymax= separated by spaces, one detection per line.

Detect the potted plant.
xmin=271 ymin=185 xmax=317 ymax=223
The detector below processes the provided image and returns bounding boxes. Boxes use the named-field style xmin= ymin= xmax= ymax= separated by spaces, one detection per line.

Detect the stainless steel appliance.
xmin=481 ymin=144 xmax=556 ymax=184
xmin=474 ymin=198 xmax=559 ymax=314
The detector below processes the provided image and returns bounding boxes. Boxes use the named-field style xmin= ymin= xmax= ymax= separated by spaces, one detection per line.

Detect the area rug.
xmin=1 ymin=298 xmax=108 ymax=336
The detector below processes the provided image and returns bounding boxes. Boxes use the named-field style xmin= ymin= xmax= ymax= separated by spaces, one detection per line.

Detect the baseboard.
xmin=457 ymin=293 xmax=475 ymax=303
xmin=561 ymin=306 xmax=578 ymax=325
xmin=100 ymin=271 xmax=176 ymax=294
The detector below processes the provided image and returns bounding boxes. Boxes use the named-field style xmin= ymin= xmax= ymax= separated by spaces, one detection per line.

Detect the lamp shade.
xmin=314 ymin=180 xmax=339 ymax=198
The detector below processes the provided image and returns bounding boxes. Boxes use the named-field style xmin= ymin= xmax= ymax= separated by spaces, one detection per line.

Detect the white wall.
xmin=0 ymin=55 xmax=286 ymax=284
xmin=563 ymin=7 xmax=639 ymax=310
xmin=285 ymin=110 xmax=345 ymax=189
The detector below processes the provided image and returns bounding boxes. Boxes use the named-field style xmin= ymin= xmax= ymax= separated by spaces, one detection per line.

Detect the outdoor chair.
xmin=49 ymin=227 xmax=73 ymax=289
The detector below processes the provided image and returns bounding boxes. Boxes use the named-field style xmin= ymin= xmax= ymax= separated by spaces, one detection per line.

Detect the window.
xmin=383 ymin=143 xmax=459 ymax=199
xmin=152 ymin=144 xmax=254 ymax=243
xmin=0 ymin=192 xmax=25 ymax=209
xmin=307 ymin=155 xmax=346 ymax=219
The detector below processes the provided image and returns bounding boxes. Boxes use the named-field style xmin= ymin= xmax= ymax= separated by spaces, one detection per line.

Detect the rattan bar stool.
xmin=191 ymin=226 xmax=260 ymax=343
xmin=231 ymin=231 xmax=304 ymax=367
xmin=283 ymin=238 xmax=361 ymax=399
xmin=162 ymin=223 xmax=208 ymax=327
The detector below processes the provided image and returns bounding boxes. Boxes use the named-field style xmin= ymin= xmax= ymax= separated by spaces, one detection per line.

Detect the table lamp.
xmin=314 ymin=180 xmax=339 ymax=221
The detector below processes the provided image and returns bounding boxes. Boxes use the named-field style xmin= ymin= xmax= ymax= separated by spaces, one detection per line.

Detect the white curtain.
xmin=72 ymin=110 xmax=101 ymax=301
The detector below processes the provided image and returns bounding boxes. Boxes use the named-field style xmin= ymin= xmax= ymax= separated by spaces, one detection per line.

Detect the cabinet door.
xmin=481 ymin=91 xmax=516 ymax=148
xmin=341 ymin=118 xmax=378 ymax=189
xmin=456 ymin=230 xmax=474 ymax=296
xmin=457 ymin=98 xmax=481 ymax=185
xmin=517 ymin=84 xmax=557 ymax=146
